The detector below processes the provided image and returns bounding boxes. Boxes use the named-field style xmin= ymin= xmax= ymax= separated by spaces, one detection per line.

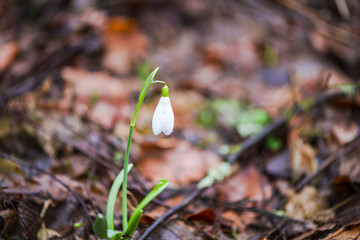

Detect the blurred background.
xmin=1 ymin=0 xmax=360 ymax=239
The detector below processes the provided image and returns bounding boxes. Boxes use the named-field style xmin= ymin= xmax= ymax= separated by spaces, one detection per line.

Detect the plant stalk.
xmin=121 ymin=67 xmax=159 ymax=231
xmin=122 ymin=125 xmax=134 ymax=231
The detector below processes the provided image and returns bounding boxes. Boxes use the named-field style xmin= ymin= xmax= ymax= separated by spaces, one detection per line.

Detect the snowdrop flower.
xmin=152 ymin=86 xmax=174 ymax=135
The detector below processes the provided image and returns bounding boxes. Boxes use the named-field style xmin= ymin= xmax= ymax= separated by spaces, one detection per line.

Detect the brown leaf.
xmin=324 ymin=224 xmax=360 ymax=240
xmin=186 ymin=208 xmax=216 ymax=224
xmin=102 ymin=20 xmax=147 ymax=74
xmin=170 ymin=91 xmax=205 ymax=129
xmin=29 ymin=174 xmax=86 ymax=201
xmin=0 ymin=41 xmax=18 ymax=71
xmin=332 ymin=121 xmax=359 ymax=145
xmin=143 ymin=195 xmax=185 ymax=222
xmin=137 ymin=141 xmax=221 ymax=187
xmin=141 ymin=137 xmax=182 ymax=150
xmin=285 ymin=186 xmax=331 ymax=221
xmin=140 ymin=214 xmax=156 ymax=225
xmin=339 ymin=150 xmax=360 ymax=183
xmin=107 ymin=17 xmax=135 ymax=33
xmin=216 ymin=166 xmax=272 ymax=202
xmin=221 ymin=210 xmax=256 ymax=232
xmin=37 ymin=222 xmax=61 ymax=240
xmin=292 ymin=223 xmax=336 ymax=240
xmin=90 ymin=101 xmax=118 ymax=129
xmin=290 ymin=135 xmax=318 ymax=181
xmin=151 ymin=219 xmax=203 ymax=240
xmin=60 ymin=155 xmax=91 ymax=178
xmin=60 ymin=67 xmax=131 ymax=127
xmin=248 ymin=81 xmax=292 ymax=117
xmin=61 ymin=67 xmax=128 ymax=101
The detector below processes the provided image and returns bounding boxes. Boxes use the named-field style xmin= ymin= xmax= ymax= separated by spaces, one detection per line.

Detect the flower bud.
xmin=152 ymin=89 xmax=174 ymax=135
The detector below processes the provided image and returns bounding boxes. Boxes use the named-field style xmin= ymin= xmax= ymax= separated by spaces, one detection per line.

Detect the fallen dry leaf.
xmin=290 ymin=135 xmax=318 ymax=181
xmin=248 ymin=79 xmax=293 ymax=117
xmin=29 ymin=174 xmax=87 ymax=201
xmin=151 ymin=219 xmax=203 ymax=240
xmin=60 ymin=67 xmax=132 ymax=127
xmin=216 ymin=165 xmax=272 ymax=202
xmin=324 ymin=224 xmax=360 ymax=240
xmin=107 ymin=16 xmax=135 ymax=33
xmin=102 ymin=18 xmax=147 ymax=74
xmin=37 ymin=222 xmax=61 ymax=240
xmin=292 ymin=223 xmax=336 ymax=240
xmin=170 ymin=91 xmax=205 ymax=128
xmin=285 ymin=186 xmax=330 ymax=221
xmin=0 ymin=41 xmax=18 ymax=71
xmin=90 ymin=101 xmax=118 ymax=129
xmin=137 ymin=141 xmax=221 ymax=187
xmin=186 ymin=208 xmax=216 ymax=224
xmin=332 ymin=121 xmax=359 ymax=145
xmin=290 ymin=57 xmax=324 ymax=95
xmin=221 ymin=210 xmax=256 ymax=232
xmin=142 ymin=195 xmax=185 ymax=222
xmin=61 ymin=67 xmax=128 ymax=101
xmin=54 ymin=155 xmax=91 ymax=178
xmin=339 ymin=150 xmax=360 ymax=183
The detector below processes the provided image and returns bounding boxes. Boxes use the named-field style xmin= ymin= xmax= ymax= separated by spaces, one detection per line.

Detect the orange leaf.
xmin=0 ymin=41 xmax=18 ymax=71
xmin=186 ymin=208 xmax=216 ymax=224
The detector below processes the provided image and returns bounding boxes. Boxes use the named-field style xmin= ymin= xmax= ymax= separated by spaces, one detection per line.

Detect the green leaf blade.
xmin=124 ymin=210 xmax=143 ymax=236
xmin=107 ymin=229 xmax=123 ymax=240
xmin=93 ymin=214 xmax=108 ymax=239
xmin=106 ymin=164 xmax=133 ymax=231
xmin=126 ymin=179 xmax=169 ymax=233
xmin=138 ymin=67 xmax=159 ymax=104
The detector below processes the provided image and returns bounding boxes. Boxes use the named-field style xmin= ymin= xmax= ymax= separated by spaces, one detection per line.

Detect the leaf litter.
xmin=1 ymin=0 xmax=360 ymax=239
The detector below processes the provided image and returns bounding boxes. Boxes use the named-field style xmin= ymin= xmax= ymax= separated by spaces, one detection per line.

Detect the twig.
xmin=0 ymin=187 xmax=35 ymax=240
xmin=3 ymin=189 xmax=42 ymax=196
xmin=138 ymin=188 xmax=206 ymax=240
xmin=228 ymin=91 xmax=345 ymax=164
xmin=295 ymin=136 xmax=360 ymax=192
xmin=228 ymin=117 xmax=286 ymax=165
xmin=0 ymin=151 xmax=94 ymax=226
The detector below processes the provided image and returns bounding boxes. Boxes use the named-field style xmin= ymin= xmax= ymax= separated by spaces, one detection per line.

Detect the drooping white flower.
xmin=152 ymin=86 xmax=174 ymax=135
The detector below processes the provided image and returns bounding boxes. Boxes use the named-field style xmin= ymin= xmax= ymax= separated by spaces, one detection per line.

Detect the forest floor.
xmin=1 ymin=0 xmax=360 ymax=239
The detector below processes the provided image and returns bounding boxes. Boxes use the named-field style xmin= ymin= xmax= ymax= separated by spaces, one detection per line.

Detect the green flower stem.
xmin=122 ymin=125 xmax=134 ymax=231
xmin=121 ymin=68 xmax=159 ymax=232
xmin=152 ymin=80 xmax=167 ymax=86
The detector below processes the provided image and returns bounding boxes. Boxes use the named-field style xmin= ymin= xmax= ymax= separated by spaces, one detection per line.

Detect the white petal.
xmin=152 ymin=97 xmax=174 ymax=135
xmin=152 ymin=101 xmax=163 ymax=135
xmin=161 ymin=98 xmax=174 ymax=135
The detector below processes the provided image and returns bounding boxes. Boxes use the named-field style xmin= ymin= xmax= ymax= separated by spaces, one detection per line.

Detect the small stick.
xmin=138 ymin=188 xmax=206 ymax=240
xmin=295 ymin=136 xmax=360 ymax=192
xmin=0 ymin=187 xmax=35 ymax=240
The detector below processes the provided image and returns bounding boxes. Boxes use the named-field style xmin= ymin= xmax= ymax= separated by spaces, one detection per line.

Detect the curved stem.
xmin=152 ymin=80 xmax=167 ymax=86
xmin=122 ymin=101 xmax=142 ymax=231
xmin=121 ymin=68 xmax=160 ymax=232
